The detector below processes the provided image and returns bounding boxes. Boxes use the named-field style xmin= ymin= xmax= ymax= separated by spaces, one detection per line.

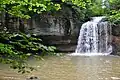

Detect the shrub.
xmin=0 ymin=31 xmax=56 ymax=73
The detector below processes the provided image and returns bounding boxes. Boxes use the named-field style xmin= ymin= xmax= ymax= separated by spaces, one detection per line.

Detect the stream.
xmin=0 ymin=55 xmax=120 ymax=80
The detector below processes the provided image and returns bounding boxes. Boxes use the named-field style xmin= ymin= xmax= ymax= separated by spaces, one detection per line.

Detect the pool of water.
xmin=0 ymin=55 xmax=120 ymax=80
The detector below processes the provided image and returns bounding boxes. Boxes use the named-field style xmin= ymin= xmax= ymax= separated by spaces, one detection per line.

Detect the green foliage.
xmin=108 ymin=0 xmax=120 ymax=24
xmin=87 ymin=0 xmax=108 ymax=17
xmin=0 ymin=31 xmax=56 ymax=73
xmin=81 ymin=0 xmax=120 ymax=24
xmin=64 ymin=0 xmax=92 ymax=9
xmin=0 ymin=0 xmax=61 ymax=19
xmin=0 ymin=43 xmax=31 ymax=74
xmin=59 ymin=0 xmax=93 ymax=21
xmin=108 ymin=10 xmax=120 ymax=24
xmin=90 ymin=3 xmax=104 ymax=16
xmin=0 ymin=0 xmax=93 ymax=19
xmin=1 ymin=0 xmax=119 ymax=23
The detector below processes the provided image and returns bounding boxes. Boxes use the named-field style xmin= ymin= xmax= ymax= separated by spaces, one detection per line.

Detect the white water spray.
xmin=71 ymin=17 xmax=112 ymax=56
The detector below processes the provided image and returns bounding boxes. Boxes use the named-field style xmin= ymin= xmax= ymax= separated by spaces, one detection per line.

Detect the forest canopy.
xmin=0 ymin=0 xmax=119 ymax=23
xmin=0 ymin=0 xmax=92 ymax=19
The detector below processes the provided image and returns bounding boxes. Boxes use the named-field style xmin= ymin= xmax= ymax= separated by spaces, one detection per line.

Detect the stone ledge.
xmin=38 ymin=35 xmax=78 ymax=52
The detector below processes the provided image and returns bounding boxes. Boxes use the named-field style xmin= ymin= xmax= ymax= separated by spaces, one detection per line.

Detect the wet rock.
xmin=26 ymin=76 xmax=40 ymax=80
xmin=111 ymin=36 xmax=120 ymax=55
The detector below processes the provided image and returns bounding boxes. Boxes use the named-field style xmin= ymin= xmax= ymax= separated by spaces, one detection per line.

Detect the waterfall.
xmin=72 ymin=17 xmax=112 ymax=56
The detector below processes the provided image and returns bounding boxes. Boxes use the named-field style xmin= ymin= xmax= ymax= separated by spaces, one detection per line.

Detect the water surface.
xmin=0 ymin=55 xmax=120 ymax=80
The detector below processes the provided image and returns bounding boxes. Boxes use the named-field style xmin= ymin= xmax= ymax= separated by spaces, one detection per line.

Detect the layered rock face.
xmin=0 ymin=7 xmax=82 ymax=52
xmin=27 ymin=14 xmax=80 ymax=52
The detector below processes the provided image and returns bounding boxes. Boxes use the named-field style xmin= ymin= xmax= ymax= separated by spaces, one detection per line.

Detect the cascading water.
xmin=72 ymin=17 xmax=112 ymax=56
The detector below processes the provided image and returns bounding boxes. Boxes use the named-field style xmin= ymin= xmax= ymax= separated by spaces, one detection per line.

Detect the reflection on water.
xmin=0 ymin=55 xmax=120 ymax=80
